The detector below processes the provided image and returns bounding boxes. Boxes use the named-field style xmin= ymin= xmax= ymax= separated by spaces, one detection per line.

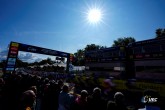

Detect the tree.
xmin=46 ymin=57 xmax=53 ymax=65
xmin=100 ymin=46 xmax=107 ymax=49
xmin=156 ymin=28 xmax=165 ymax=38
xmin=74 ymin=49 xmax=84 ymax=59
xmin=112 ymin=37 xmax=136 ymax=47
xmin=73 ymin=44 xmax=106 ymax=66
xmin=84 ymin=44 xmax=101 ymax=51
xmin=38 ymin=57 xmax=53 ymax=65
xmin=73 ymin=49 xmax=85 ymax=66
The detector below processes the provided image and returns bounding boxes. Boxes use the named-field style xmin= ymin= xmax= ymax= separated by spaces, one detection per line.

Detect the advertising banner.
xmin=18 ymin=43 xmax=69 ymax=57
xmin=5 ymin=42 xmax=19 ymax=73
xmin=5 ymin=41 xmax=71 ymax=73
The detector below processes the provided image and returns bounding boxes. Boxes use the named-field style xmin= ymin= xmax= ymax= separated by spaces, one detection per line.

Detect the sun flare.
xmin=83 ymin=1 xmax=105 ymax=26
xmin=87 ymin=8 xmax=102 ymax=23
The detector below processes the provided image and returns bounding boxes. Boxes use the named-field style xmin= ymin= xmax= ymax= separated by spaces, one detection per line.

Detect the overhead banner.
xmin=5 ymin=41 xmax=71 ymax=74
xmin=18 ymin=42 xmax=69 ymax=57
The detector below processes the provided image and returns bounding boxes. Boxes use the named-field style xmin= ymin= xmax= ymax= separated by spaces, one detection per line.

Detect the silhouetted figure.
xmin=73 ymin=90 xmax=88 ymax=110
xmin=0 ymin=78 xmax=5 ymax=110
xmin=58 ymin=85 xmax=74 ymax=110
xmin=19 ymin=90 xmax=36 ymax=110
xmin=41 ymin=83 xmax=50 ymax=110
xmin=107 ymin=92 xmax=128 ymax=110
xmin=87 ymin=87 xmax=107 ymax=110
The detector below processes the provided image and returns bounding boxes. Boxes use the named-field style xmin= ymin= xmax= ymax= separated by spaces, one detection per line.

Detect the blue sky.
xmin=0 ymin=0 xmax=165 ymax=62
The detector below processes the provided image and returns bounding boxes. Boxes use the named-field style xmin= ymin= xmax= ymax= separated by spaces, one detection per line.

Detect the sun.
xmin=87 ymin=8 xmax=102 ymax=23
xmin=82 ymin=1 xmax=106 ymax=26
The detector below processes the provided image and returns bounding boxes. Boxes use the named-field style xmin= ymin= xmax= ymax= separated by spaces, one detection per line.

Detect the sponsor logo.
xmin=70 ymin=54 xmax=74 ymax=56
xmin=61 ymin=53 xmax=68 ymax=57
xmin=7 ymin=65 xmax=15 ymax=68
xmin=11 ymin=43 xmax=19 ymax=47
xmin=27 ymin=47 xmax=37 ymax=52
xmin=8 ymin=58 xmax=16 ymax=62
xmin=6 ymin=68 xmax=14 ymax=71
xmin=9 ymin=54 xmax=17 ymax=58
xmin=141 ymin=95 xmax=158 ymax=103
xmin=69 ymin=63 xmax=74 ymax=71
xmin=145 ymin=54 xmax=150 ymax=57
xmin=10 ymin=46 xmax=18 ymax=51
xmin=136 ymin=55 xmax=143 ymax=58
xmin=7 ymin=61 xmax=16 ymax=65
xmin=41 ymin=49 xmax=58 ymax=55
xmin=10 ymin=51 xmax=18 ymax=54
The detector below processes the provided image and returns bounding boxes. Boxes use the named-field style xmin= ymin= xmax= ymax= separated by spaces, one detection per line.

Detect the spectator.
xmin=58 ymin=85 xmax=74 ymax=110
xmin=0 ymin=78 xmax=5 ymax=96
xmin=87 ymin=87 xmax=107 ymax=110
xmin=73 ymin=90 xmax=88 ymax=110
xmin=19 ymin=90 xmax=36 ymax=110
xmin=0 ymin=78 xmax=5 ymax=110
xmin=107 ymin=92 xmax=128 ymax=110
xmin=29 ymin=86 xmax=37 ymax=95
xmin=41 ymin=83 xmax=50 ymax=110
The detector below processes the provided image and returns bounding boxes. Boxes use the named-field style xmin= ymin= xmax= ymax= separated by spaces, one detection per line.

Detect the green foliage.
xmin=29 ymin=57 xmax=54 ymax=66
xmin=73 ymin=37 xmax=136 ymax=65
xmin=155 ymin=28 xmax=165 ymax=38
xmin=73 ymin=49 xmax=85 ymax=66
xmin=112 ymin=37 xmax=136 ymax=47
xmin=85 ymin=44 xmax=100 ymax=51
xmin=73 ymin=44 xmax=106 ymax=66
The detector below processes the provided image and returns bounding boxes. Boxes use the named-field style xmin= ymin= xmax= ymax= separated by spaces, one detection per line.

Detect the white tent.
xmin=52 ymin=62 xmax=66 ymax=67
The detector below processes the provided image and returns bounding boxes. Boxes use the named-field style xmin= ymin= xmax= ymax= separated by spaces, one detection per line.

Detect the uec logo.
xmin=141 ymin=95 xmax=158 ymax=103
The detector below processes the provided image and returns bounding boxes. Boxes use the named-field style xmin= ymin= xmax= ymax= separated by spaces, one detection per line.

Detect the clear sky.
xmin=0 ymin=0 xmax=165 ymax=62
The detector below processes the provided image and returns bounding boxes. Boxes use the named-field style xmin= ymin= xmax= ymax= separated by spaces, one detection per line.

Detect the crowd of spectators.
xmin=0 ymin=72 xmax=163 ymax=110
